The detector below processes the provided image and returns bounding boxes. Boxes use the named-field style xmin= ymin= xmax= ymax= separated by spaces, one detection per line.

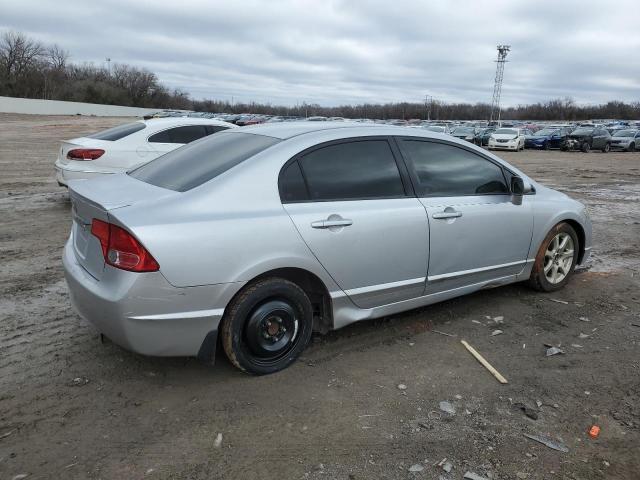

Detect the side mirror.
xmin=511 ymin=176 xmax=532 ymax=196
xmin=511 ymin=176 xmax=525 ymax=195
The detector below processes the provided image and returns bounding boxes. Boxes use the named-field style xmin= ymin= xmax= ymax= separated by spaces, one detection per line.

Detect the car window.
xmin=278 ymin=160 xmax=308 ymax=202
xmin=148 ymin=125 xmax=209 ymax=144
xmin=398 ymin=140 xmax=509 ymax=196
xmin=206 ymin=125 xmax=229 ymax=135
xmin=88 ymin=122 xmax=146 ymax=141
xmin=130 ymin=132 xmax=280 ymax=192
xmin=297 ymin=140 xmax=405 ymax=201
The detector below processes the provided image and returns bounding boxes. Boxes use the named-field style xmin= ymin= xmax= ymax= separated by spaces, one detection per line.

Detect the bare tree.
xmin=0 ymin=30 xmax=44 ymax=78
xmin=47 ymin=44 xmax=69 ymax=70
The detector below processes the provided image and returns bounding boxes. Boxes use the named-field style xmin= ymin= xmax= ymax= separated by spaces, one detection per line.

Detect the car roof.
xmin=141 ymin=117 xmax=235 ymax=127
xmin=234 ymin=121 xmax=450 ymax=140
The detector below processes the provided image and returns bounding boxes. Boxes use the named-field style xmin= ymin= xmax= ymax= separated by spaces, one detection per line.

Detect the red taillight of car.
xmin=90 ymin=219 xmax=159 ymax=272
xmin=67 ymin=148 xmax=105 ymax=160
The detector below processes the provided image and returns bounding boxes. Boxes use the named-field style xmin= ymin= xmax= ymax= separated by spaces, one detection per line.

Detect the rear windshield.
xmin=129 ymin=132 xmax=280 ymax=192
xmin=88 ymin=122 xmax=146 ymax=140
xmin=494 ymin=128 xmax=517 ymax=135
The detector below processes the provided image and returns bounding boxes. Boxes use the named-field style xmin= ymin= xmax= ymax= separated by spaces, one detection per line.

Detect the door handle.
xmin=432 ymin=210 xmax=462 ymax=219
xmin=311 ymin=219 xmax=353 ymax=229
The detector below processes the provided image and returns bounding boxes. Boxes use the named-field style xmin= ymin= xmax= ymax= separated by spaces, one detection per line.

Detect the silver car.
xmin=63 ymin=123 xmax=592 ymax=374
xmin=609 ymin=129 xmax=640 ymax=152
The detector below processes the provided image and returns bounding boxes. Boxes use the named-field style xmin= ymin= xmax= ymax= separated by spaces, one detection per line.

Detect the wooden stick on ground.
xmin=460 ymin=340 xmax=508 ymax=384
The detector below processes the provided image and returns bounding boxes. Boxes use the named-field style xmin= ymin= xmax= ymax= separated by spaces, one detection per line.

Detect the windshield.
xmin=534 ymin=128 xmax=559 ymax=136
xmin=613 ymin=129 xmax=637 ymax=137
xmin=130 ymin=132 xmax=280 ymax=192
xmin=453 ymin=127 xmax=474 ymax=134
xmin=571 ymin=128 xmax=594 ymax=136
xmin=494 ymin=128 xmax=517 ymax=135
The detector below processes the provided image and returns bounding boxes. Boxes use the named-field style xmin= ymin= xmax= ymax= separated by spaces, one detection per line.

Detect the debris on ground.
xmin=442 ymin=461 xmax=453 ymax=473
xmin=491 ymin=329 xmax=503 ymax=336
xmin=493 ymin=316 xmax=504 ymax=322
xmin=439 ymin=401 xmax=456 ymax=415
xmin=11 ymin=475 xmax=29 ymax=480
xmin=69 ymin=377 xmax=90 ymax=386
xmin=631 ymin=323 xmax=640 ymax=328
xmin=549 ymin=298 xmax=569 ymax=305
xmin=523 ymin=433 xmax=569 ymax=452
xmin=214 ymin=433 xmax=223 ymax=448
xmin=397 ymin=384 xmax=407 ymax=390
xmin=461 ymin=340 xmax=508 ymax=384
xmin=408 ymin=463 xmax=424 ymax=472
xmin=463 ymin=471 xmax=489 ymax=480
xmin=579 ymin=316 xmax=590 ymax=322
xmin=432 ymin=330 xmax=456 ymax=337
xmin=571 ymin=344 xmax=583 ymax=348
xmin=578 ymin=332 xmax=591 ymax=339
xmin=546 ymin=346 xmax=565 ymax=356
xmin=514 ymin=402 xmax=539 ymax=420
xmin=0 ymin=429 xmax=15 ymax=440
xmin=589 ymin=425 xmax=601 ymax=438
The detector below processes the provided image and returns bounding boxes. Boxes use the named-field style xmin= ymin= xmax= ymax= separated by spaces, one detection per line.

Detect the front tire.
xmin=581 ymin=142 xmax=591 ymax=153
xmin=221 ymin=278 xmax=313 ymax=375
xmin=602 ymin=143 xmax=610 ymax=153
xmin=528 ymin=222 xmax=579 ymax=292
xmin=628 ymin=143 xmax=635 ymax=152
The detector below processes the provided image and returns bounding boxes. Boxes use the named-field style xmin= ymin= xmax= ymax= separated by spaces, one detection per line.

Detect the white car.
xmin=488 ymin=128 xmax=525 ymax=151
xmin=54 ymin=118 xmax=236 ymax=185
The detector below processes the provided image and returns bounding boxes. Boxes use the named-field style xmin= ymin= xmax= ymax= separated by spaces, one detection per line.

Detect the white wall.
xmin=0 ymin=96 xmax=158 ymax=117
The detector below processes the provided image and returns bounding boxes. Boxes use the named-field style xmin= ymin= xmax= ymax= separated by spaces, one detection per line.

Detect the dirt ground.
xmin=1 ymin=113 xmax=639 ymax=480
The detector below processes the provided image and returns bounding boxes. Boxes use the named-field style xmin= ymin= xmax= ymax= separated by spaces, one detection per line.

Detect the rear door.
xmin=396 ymin=138 xmax=534 ymax=293
xmin=282 ymin=138 xmax=429 ymax=309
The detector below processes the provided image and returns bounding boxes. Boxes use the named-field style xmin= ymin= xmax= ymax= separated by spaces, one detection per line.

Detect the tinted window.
xmin=206 ymin=125 xmax=229 ymax=135
xmin=130 ymin=132 xmax=280 ymax=192
xmin=149 ymin=125 xmax=208 ymax=144
xmin=88 ymin=122 xmax=145 ymax=141
xmin=279 ymin=161 xmax=308 ymax=202
xmin=399 ymin=140 xmax=508 ymax=196
xmin=298 ymin=140 xmax=405 ymax=201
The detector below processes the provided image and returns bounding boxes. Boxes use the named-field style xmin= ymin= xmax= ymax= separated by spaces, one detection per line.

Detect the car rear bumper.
xmin=63 ymin=237 xmax=243 ymax=358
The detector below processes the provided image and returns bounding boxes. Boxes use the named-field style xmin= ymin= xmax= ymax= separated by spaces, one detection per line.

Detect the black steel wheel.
xmin=629 ymin=143 xmax=635 ymax=152
xmin=581 ymin=142 xmax=591 ymax=153
xmin=221 ymin=278 xmax=313 ymax=375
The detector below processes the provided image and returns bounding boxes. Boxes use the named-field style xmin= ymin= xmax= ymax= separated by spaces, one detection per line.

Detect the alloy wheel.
xmin=544 ymin=233 xmax=575 ymax=284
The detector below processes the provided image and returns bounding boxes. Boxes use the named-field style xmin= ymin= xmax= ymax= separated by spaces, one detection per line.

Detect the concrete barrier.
xmin=0 ymin=96 xmax=158 ymax=117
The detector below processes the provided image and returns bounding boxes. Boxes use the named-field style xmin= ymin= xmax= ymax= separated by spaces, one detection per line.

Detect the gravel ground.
xmin=1 ymin=114 xmax=639 ymax=480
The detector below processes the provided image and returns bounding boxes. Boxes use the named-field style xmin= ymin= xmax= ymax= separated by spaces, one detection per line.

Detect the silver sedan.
xmin=63 ymin=123 xmax=592 ymax=374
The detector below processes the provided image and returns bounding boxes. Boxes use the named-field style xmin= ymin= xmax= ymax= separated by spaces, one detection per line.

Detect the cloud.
xmin=1 ymin=0 xmax=638 ymax=106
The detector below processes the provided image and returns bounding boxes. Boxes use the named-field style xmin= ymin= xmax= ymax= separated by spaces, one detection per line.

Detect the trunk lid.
xmin=68 ymin=174 xmax=176 ymax=280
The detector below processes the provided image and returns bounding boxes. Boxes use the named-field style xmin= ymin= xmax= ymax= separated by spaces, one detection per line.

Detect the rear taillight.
xmin=90 ymin=219 xmax=159 ymax=272
xmin=67 ymin=148 xmax=105 ymax=160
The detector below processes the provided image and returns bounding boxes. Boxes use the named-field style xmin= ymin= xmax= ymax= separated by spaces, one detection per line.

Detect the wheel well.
xmin=252 ymin=268 xmax=333 ymax=333
xmin=563 ymin=219 xmax=586 ymax=264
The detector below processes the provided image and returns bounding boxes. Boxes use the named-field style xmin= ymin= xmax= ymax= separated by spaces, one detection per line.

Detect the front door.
xmin=396 ymin=138 xmax=534 ymax=293
xmin=280 ymin=138 xmax=429 ymax=309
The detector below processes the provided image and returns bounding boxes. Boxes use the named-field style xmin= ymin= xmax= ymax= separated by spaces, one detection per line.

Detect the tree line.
xmin=2 ymin=30 xmax=639 ymax=120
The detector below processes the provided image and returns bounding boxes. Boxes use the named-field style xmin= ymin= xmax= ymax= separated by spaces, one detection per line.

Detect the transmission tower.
xmin=489 ymin=45 xmax=510 ymax=123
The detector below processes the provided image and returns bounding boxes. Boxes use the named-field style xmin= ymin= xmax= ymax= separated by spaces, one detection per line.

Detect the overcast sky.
xmin=1 ymin=0 xmax=639 ymax=107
